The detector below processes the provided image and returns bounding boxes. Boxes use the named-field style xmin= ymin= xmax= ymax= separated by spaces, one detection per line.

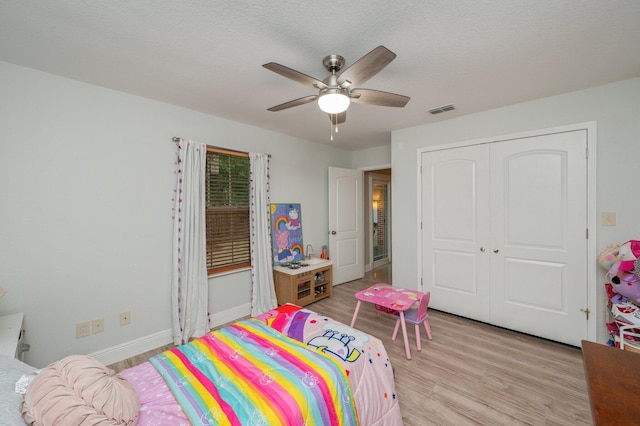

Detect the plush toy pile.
xmin=600 ymin=240 xmax=640 ymax=348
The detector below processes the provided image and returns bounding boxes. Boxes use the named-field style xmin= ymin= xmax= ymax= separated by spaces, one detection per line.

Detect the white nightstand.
xmin=0 ymin=313 xmax=25 ymax=359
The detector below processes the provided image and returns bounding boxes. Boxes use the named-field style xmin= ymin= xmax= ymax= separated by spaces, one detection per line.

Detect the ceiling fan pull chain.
xmin=330 ymin=118 xmax=334 ymax=141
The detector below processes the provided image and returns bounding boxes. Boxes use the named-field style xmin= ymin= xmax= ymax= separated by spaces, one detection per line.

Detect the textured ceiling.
xmin=1 ymin=1 xmax=640 ymax=150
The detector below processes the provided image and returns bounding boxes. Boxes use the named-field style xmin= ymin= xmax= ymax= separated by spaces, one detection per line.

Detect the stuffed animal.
xmin=608 ymin=259 xmax=640 ymax=304
xmin=598 ymin=242 xmax=622 ymax=270
xmin=617 ymin=240 xmax=640 ymax=272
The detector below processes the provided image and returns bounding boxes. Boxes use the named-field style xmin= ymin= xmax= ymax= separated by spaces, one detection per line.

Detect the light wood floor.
xmin=109 ymin=264 xmax=593 ymax=425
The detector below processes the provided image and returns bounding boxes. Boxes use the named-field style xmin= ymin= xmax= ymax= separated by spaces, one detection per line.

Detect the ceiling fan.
xmin=263 ymin=46 xmax=410 ymax=126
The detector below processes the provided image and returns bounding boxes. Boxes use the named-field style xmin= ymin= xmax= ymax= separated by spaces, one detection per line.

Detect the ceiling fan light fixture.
xmin=318 ymin=90 xmax=350 ymax=114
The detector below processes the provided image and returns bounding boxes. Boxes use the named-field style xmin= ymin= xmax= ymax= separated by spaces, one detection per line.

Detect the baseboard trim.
xmin=90 ymin=329 xmax=173 ymax=366
xmin=90 ymin=303 xmax=251 ymax=366
xmin=210 ymin=303 xmax=251 ymax=328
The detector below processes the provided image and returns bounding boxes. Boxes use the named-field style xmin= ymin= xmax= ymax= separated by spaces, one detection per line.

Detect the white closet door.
xmin=489 ymin=130 xmax=588 ymax=345
xmin=421 ymin=129 xmax=588 ymax=346
xmin=421 ymin=144 xmax=491 ymax=322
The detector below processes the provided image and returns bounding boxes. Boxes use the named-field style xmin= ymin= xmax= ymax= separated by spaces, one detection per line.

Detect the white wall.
xmin=351 ymin=144 xmax=391 ymax=169
xmin=0 ymin=61 xmax=351 ymax=367
xmin=392 ymin=77 xmax=640 ymax=344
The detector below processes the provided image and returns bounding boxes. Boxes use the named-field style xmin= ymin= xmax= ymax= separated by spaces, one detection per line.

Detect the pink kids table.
xmin=350 ymin=283 xmax=423 ymax=359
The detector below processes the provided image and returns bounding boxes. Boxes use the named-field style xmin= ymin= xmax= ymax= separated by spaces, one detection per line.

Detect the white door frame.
xmin=416 ymin=122 xmax=597 ymax=342
xmin=360 ymin=164 xmax=392 ymax=272
xmin=368 ymin=172 xmax=392 ymax=270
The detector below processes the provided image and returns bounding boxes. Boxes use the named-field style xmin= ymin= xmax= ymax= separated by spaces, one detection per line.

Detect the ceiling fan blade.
xmin=267 ymin=95 xmax=318 ymax=112
xmin=337 ymin=46 xmax=396 ymax=88
xmin=263 ymin=62 xmax=327 ymax=89
xmin=329 ymin=111 xmax=347 ymax=125
xmin=350 ymin=88 xmax=410 ymax=107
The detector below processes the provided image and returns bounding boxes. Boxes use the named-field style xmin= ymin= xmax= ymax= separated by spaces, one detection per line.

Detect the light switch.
xmin=602 ymin=212 xmax=616 ymax=226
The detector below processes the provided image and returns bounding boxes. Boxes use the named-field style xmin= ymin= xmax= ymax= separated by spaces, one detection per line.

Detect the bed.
xmin=0 ymin=354 xmax=35 ymax=424
xmin=6 ymin=304 xmax=403 ymax=425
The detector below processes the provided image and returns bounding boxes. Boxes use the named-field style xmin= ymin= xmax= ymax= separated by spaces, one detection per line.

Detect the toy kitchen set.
xmin=270 ymin=203 xmax=332 ymax=307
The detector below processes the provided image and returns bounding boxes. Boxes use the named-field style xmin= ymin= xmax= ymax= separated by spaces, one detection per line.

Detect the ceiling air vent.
xmin=428 ymin=104 xmax=456 ymax=115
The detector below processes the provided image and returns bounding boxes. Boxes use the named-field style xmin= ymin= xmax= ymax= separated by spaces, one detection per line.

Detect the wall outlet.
xmin=120 ymin=311 xmax=131 ymax=326
xmin=76 ymin=321 xmax=90 ymax=338
xmin=92 ymin=317 xmax=104 ymax=334
xmin=602 ymin=211 xmax=616 ymax=226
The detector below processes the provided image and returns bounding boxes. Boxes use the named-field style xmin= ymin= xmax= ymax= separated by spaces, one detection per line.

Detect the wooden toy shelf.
xmin=273 ymin=262 xmax=332 ymax=307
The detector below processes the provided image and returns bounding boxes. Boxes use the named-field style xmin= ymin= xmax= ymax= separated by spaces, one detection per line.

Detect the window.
xmin=205 ymin=148 xmax=251 ymax=274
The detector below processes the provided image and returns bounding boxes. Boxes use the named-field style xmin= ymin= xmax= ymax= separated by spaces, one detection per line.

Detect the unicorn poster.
xmin=270 ymin=203 xmax=304 ymax=265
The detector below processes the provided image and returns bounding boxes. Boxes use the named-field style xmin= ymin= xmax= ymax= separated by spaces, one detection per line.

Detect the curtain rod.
xmin=172 ymin=137 xmax=271 ymax=157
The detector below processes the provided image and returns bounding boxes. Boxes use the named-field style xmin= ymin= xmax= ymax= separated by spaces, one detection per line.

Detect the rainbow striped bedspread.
xmin=149 ymin=319 xmax=358 ymax=425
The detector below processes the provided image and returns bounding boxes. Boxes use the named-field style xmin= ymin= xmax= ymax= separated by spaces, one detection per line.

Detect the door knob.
xmin=493 ymin=249 xmax=499 ymax=253
xmin=480 ymin=247 xmax=486 ymax=252
xmin=330 ymin=230 xmax=336 ymax=235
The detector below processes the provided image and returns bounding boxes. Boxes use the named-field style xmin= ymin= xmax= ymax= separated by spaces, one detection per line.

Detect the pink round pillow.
xmin=22 ymin=355 xmax=139 ymax=425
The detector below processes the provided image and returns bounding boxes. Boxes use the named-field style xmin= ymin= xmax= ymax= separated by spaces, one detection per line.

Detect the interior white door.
xmin=421 ymin=129 xmax=588 ymax=346
xmin=329 ymin=167 xmax=364 ymax=285
xmin=489 ymin=130 xmax=588 ymax=345
xmin=422 ymin=144 xmax=492 ymax=322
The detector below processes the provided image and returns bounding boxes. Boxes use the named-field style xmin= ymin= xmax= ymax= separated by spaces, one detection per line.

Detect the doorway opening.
xmin=366 ymin=169 xmax=391 ymax=270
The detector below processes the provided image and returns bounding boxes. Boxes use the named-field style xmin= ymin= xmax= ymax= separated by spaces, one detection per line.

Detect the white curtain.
xmin=171 ymin=139 xmax=209 ymax=345
xmin=249 ymin=152 xmax=278 ymax=316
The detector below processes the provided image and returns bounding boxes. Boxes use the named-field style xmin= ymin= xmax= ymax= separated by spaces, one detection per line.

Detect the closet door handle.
xmin=493 ymin=249 xmax=500 ymax=253
xmin=480 ymin=247 xmax=486 ymax=252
